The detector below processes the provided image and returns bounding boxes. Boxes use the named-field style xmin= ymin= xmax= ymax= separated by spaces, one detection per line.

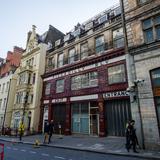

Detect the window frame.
xmin=107 ymin=64 xmax=126 ymax=85
xmin=56 ymin=79 xmax=65 ymax=93
xmin=95 ymin=35 xmax=105 ymax=54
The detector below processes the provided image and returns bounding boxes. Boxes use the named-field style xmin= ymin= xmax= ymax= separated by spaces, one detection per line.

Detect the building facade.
xmin=0 ymin=46 xmax=23 ymax=130
xmin=39 ymin=5 xmax=132 ymax=137
xmin=10 ymin=25 xmax=64 ymax=133
xmin=123 ymin=0 xmax=160 ymax=149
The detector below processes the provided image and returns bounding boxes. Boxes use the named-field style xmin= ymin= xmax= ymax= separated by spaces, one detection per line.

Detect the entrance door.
xmin=105 ymin=99 xmax=131 ymax=136
xmin=90 ymin=114 xmax=98 ymax=135
xmin=53 ymin=104 xmax=66 ymax=134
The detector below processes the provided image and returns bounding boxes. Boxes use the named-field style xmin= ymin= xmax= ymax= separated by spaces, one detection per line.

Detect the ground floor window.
xmin=151 ymin=68 xmax=160 ymax=132
xmin=71 ymin=102 xmax=99 ymax=135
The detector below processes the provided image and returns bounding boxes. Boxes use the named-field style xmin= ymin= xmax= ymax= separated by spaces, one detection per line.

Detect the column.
xmin=98 ymin=94 xmax=106 ymax=137
xmin=65 ymin=98 xmax=71 ymax=135
xmin=38 ymin=104 xmax=44 ymax=132
xmin=48 ymin=102 xmax=53 ymax=122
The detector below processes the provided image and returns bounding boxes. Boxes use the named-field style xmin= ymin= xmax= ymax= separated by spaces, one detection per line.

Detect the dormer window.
xmin=98 ymin=15 xmax=108 ymax=24
xmin=64 ymin=34 xmax=70 ymax=42
xmin=85 ymin=22 xmax=94 ymax=31
xmin=55 ymin=39 xmax=61 ymax=47
xmin=114 ymin=6 xmax=121 ymax=16
xmin=72 ymin=28 xmax=81 ymax=37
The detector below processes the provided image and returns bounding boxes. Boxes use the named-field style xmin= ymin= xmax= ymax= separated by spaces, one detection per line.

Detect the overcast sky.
xmin=0 ymin=0 xmax=119 ymax=58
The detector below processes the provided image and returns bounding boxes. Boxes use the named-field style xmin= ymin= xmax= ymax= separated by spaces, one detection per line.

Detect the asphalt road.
xmin=1 ymin=141 xmax=147 ymax=160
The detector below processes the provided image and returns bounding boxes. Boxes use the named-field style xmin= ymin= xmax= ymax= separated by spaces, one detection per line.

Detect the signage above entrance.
xmin=103 ymin=91 xmax=129 ymax=98
xmin=52 ymin=98 xmax=67 ymax=103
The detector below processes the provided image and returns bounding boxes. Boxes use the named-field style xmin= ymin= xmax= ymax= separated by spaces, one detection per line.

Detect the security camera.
xmin=126 ymin=86 xmax=135 ymax=92
xmin=134 ymin=79 xmax=145 ymax=84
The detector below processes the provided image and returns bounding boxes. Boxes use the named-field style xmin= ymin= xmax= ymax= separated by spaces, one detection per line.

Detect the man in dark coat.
xmin=48 ymin=120 xmax=54 ymax=144
xmin=126 ymin=120 xmax=139 ymax=153
xmin=43 ymin=121 xmax=50 ymax=144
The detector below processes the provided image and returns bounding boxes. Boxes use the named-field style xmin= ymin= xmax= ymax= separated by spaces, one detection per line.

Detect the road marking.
xmin=54 ymin=156 xmax=65 ymax=159
xmin=13 ymin=148 xmax=18 ymax=151
xmin=21 ymin=149 xmax=26 ymax=152
xmin=29 ymin=151 xmax=37 ymax=154
xmin=41 ymin=153 xmax=49 ymax=157
xmin=6 ymin=147 xmax=11 ymax=149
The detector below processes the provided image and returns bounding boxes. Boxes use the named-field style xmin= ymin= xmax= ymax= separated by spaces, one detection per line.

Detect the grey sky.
xmin=0 ymin=0 xmax=119 ymax=58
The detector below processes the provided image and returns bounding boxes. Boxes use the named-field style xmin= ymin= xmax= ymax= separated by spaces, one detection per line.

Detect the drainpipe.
xmin=119 ymin=0 xmax=145 ymax=149
xmin=2 ymin=78 xmax=12 ymax=135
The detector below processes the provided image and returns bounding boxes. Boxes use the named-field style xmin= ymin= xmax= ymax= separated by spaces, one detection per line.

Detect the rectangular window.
xmin=6 ymin=82 xmax=9 ymax=92
xmin=143 ymin=15 xmax=160 ymax=43
xmin=71 ymin=72 xmax=98 ymax=90
xmin=56 ymin=79 xmax=64 ymax=93
xmin=113 ymin=28 xmax=124 ymax=48
xmin=138 ymin=0 xmax=150 ymax=4
xmin=108 ymin=64 xmax=126 ymax=84
xmin=3 ymin=98 xmax=6 ymax=110
xmin=68 ymin=48 xmax=76 ymax=64
xmin=0 ymin=99 xmax=2 ymax=110
xmin=95 ymin=36 xmax=105 ymax=54
xmin=58 ymin=53 xmax=64 ymax=67
xmin=45 ymin=83 xmax=51 ymax=95
xmin=80 ymin=43 xmax=88 ymax=60
xmin=2 ymin=83 xmax=5 ymax=92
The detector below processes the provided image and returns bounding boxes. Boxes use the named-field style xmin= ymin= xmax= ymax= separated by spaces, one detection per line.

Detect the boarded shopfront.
xmin=104 ymin=91 xmax=131 ymax=136
xmin=53 ymin=104 xmax=66 ymax=134
xmin=151 ymin=68 xmax=160 ymax=133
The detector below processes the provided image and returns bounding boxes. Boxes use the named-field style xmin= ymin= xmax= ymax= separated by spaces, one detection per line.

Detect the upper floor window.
xmin=108 ymin=64 xmax=126 ymax=84
xmin=95 ymin=36 xmax=105 ymax=54
xmin=3 ymin=98 xmax=6 ymax=110
xmin=0 ymin=85 xmax=1 ymax=92
xmin=113 ymin=28 xmax=124 ymax=48
xmin=80 ymin=43 xmax=88 ymax=60
xmin=58 ymin=53 xmax=64 ymax=67
xmin=48 ymin=57 xmax=54 ymax=67
xmin=71 ymin=71 xmax=98 ymax=90
xmin=138 ymin=0 xmax=150 ymax=4
xmin=45 ymin=83 xmax=51 ymax=95
xmin=32 ymin=73 xmax=36 ymax=84
xmin=2 ymin=83 xmax=5 ymax=92
xmin=143 ymin=15 xmax=160 ymax=43
xmin=56 ymin=79 xmax=64 ymax=93
xmin=6 ymin=82 xmax=9 ymax=92
xmin=0 ymin=99 xmax=2 ymax=110
xmin=68 ymin=48 xmax=77 ymax=64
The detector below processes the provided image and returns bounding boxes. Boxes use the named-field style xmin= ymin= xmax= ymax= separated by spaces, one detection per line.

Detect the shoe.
xmin=133 ymin=150 xmax=139 ymax=153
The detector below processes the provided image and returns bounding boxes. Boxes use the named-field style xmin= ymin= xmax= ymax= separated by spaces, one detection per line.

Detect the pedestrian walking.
xmin=48 ymin=120 xmax=54 ymax=144
xmin=18 ymin=121 xmax=24 ymax=141
xmin=125 ymin=120 xmax=139 ymax=153
xmin=43 ymin=121 xmax=50 ymax=144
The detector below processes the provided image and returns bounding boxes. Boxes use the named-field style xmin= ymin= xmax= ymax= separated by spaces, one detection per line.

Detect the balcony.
xmin=19 ymin=65 xmax=33 ymax=73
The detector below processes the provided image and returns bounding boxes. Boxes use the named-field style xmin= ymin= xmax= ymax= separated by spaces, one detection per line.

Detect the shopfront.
xmin=104 ymin=91 xmax=131 ymax=136
xmin=71 ymin=101 xmax=99 ymax=135
xmin=151 ymin=68 xmax=160 ymax=133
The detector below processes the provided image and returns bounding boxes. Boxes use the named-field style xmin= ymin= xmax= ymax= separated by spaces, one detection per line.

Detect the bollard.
xmin=0 ymin=143 xmax=4 ymax=160
xmin=33 ymin=139 xmax=40 ymax=148
xmin=58 ymin=124 xmax=63 ymax=139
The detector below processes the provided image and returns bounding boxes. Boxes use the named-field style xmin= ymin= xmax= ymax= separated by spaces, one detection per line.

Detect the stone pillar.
xmin=65 ymin=98 xmax=71 ymax=135
xmin=98 ymin=95 xmax=106 ymax=137
xmin=38 ymin=103 xmax=44 ymax=133
xmin=48 ymin=102 xmax=53 ymax=122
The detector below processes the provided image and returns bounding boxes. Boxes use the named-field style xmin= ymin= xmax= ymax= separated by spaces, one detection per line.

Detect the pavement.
xmin=0 ymin=134 xmax=160 ymax=160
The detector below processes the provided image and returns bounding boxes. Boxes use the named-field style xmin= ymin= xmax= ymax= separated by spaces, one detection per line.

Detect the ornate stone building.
xmin=10 ymin=25 xmax=64 ymax=133
xmin=122 ymin=0 xmax=160 ymax=149
xmin=39 ymin=4 xmax=132 ymax=137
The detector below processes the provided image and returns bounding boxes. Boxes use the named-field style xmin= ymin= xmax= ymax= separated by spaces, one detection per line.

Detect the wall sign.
xmin=52 ymin=98 xmax=67 ymax=103
xmin=103 ymin=91 xmax=129 ymax=98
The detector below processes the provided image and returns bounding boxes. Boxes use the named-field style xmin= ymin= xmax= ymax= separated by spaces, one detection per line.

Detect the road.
xmin=1 ymin=141 xmax=147 ymax=160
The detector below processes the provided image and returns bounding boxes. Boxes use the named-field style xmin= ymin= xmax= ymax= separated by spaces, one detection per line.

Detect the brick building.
xmin=39 ymin=4 xmax=132 ymax=137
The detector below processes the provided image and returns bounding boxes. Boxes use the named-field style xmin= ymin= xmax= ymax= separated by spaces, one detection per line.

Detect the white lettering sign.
xmin=52 ymin=98 xmax=67 ymax=103
xmin=103 ymin=91 xmax=129 ymax=98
